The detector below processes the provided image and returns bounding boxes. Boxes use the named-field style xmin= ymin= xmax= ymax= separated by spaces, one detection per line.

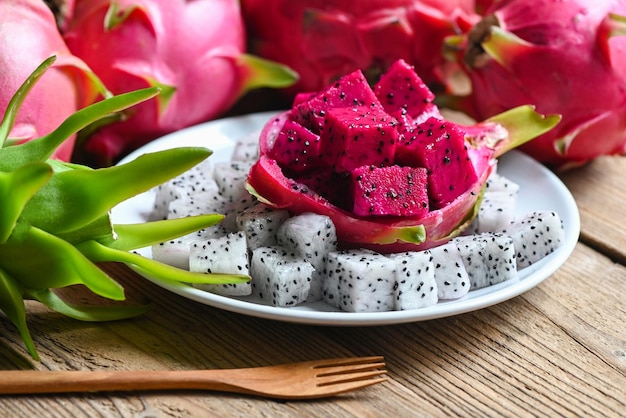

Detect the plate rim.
xmin=113 ymin=112 xmax=581 ymax=326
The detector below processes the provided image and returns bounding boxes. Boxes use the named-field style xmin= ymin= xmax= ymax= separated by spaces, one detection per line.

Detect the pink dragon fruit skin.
xmin=241 ymin=0 xmax=480 ymax=97
xmin=63 ymin=0 xmax=297 ymax=165
xmin=0 ymin=0 xmax=104 ymax=161
xmin=452 ymin=0 xmax=626 ymax=169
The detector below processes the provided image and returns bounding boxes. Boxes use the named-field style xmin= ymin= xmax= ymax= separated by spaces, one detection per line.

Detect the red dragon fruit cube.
xmin=351 ymin=165 xmax=429 ymax=217
xmin=373 ymin=59 xmax=437 ymax=121
xmin=396 ymin=117 xmax=479 ymax=209
xmin=322 ymin=105 xmax=399 ymax=173
xmin=291 ymin=69 xmax=383 ymax=133
xmin=269 ymin=119 xmax=322 ymax=172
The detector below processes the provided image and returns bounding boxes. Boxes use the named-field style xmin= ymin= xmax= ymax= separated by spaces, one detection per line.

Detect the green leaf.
xmin=46 ymin=159 xmax=92 ymax=172
xmin=25 ymin=288 xmax=152 ymax=322
xmin=0 ymin=268 xmax=38 ymax=360
xmin=0 ymin=162 xmax=52 ymax=244
xmin=486 ymin=105 xmax=562 ymax=156
xmin=0 ymin=56 xmax=56 ymax=148
xmin=104 ymin=3 xmax=144 ymax=30
xmin=481 ymin=26 xmax=535 ymax=71
xmin=0 ymin=224 xmax=125 ymax=300
xmin=105 ymin=214 xmax=224 ymax=251
xmin=597 ymin=13 xmax=626 ymax=64
xmin=76 ymin=240 xmax=250 ymax=285
xmin=55 ymin=214 xmax=114 ymax=246
xmin=0 ymin=87 xmax=160 ymax=171
xmin=238 ymin=54 xmax=299 ymax=96
xmin=245 ymin=182 xmax=272 ymax=205
xmin=21 ymin=147 xmax=212 ymax=234
xmin=145 ymin=77 xmax=176 ymax=117
xmin=393 ymin=225 xmax=427 ymax=245
xmin=605 ymin=12 xmax=626 ymax=36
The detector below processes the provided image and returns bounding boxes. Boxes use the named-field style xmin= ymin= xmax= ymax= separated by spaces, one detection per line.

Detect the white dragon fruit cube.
xmin=236 ymin=201 xmax=291 ymax=250
xmin=453 ymin=232 xmax=518 ymax=290
xmin=388 ymin=250 xmax=438 ymax=310
xmin=277 ymin=213 xmax=338 ymax=302
xmin=212 ymin=160 xmax=253 ymax=203
xmin=152 ymin=236 xmax=193 ymax=270
xmin=165 ymin=190 xmax=234 ymax=237
xmin=466 ymin=171 xmax=519 ymax=234
xmin=474 ymin=190 xmax=519 ymax=234
xmin=322 ymin=249 xmax=395 ymax=313
xmin=498 ymin=210 xmax=565 ymax=269
xmin=189 ymin=231 xmax=251 ymax=296
xmin=152 ymin=227 xmax=223 ymax=270
xmin=153 ymin=191 xmax=229 ymax=269
xmin=429 ymin=241 xmax=471 ymax=300
xmin=168 ymin=189 xmax=248 ymax=234
xmin=166 ymin=189 xmax=222 ymax=219
xmin=250 ymin=246 xmax=314 ymax=307
xmin=151 ymin=158 xmax=215 ymax=220
xmin=485 ymin=171 xmax=521 ymax=194
xmin=231 ymin=131 xmax=260 ymax=162
xmin=212 ymin=160 xmax=257 ymax=229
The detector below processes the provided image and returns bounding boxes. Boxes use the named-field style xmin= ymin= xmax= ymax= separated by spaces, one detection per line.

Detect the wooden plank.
xmin=524 ymin=243 xmax=626 ymax=372
xmin=559 ymin=155 xmax=626 ymax=263
xmin=0 ymin=240 xmax=623 ymax=417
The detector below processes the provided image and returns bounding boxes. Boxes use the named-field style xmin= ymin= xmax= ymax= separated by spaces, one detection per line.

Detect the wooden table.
xmin=1 ymin=153 xmax=624 ymax=417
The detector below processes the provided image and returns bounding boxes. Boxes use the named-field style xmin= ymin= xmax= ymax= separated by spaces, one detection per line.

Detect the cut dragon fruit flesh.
xmin=247 ymin=58 xmax=559 ymax=251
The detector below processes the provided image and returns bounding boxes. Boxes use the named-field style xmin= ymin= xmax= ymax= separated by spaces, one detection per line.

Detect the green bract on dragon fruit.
xmin=246 ymin=59 xmax=560 ymax=252
xmin=446 ymin=0 xmax=626 ymax=169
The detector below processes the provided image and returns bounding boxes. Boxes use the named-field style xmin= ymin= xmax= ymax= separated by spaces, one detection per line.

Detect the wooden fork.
xmin=0 ymin=356 xmax=387 ymax=400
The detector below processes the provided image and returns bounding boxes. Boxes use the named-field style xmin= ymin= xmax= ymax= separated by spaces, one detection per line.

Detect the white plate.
xmin=112 ymin=112 xmax=580 ymax=326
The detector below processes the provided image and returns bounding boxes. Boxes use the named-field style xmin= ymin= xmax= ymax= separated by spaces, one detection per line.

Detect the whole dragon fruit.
xmin=241 ymin=0 xmax=480 ymax=96
xmin=448 ymin=0 xmax=626 ymax=169
xmin=63 ymin=0 xmax=297 ymax=165
xmin=0 ymin=0 xmax=105 ymax=161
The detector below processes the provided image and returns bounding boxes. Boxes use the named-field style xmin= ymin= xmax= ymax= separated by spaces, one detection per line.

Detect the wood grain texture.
xmin=560 ymin=156 xmax=626 ymax=263
xmin=1 ymin=240 xmax=624 ymax=417
xmin=1 ymin=154 xmax=625 ymax=416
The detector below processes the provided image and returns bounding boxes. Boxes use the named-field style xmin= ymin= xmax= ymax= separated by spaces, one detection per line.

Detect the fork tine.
xmin=314 ymin=356 xmax=386 ymax=377
xmin=312 ymin=356 xmax=385 ymax=369
xmin=315 ymin=361 xmax=387 ymax=377
xmin=316 ymin=369 xmax=388 ymax=386
xmin=313 ymin=356 xmax=387 ymax=389
xmin=315 ymin=376 xmax=389 ymax=396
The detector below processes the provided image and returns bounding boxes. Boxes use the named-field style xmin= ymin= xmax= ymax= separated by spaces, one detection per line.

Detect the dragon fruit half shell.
xmin=448 ymin=0 xmax=626 ymax=169
xmin=246 ymin=62 xmax=560 ymax=252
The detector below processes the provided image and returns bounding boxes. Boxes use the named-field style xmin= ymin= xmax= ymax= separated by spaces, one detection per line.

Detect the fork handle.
xmin=0 ymin=369 xmax=255 ymax=395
